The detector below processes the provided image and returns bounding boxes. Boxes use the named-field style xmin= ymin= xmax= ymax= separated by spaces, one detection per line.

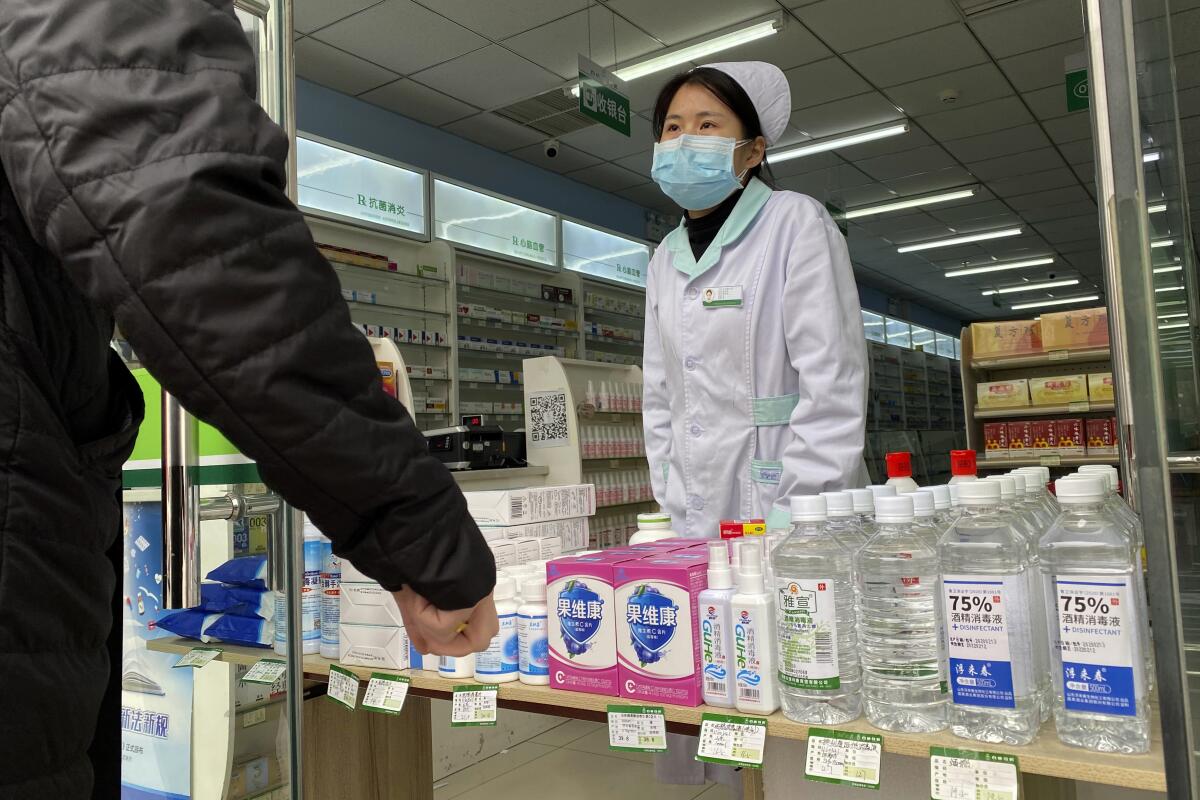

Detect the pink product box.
xmin=548 ymin=555 xmax=640 ymax=696
xmin=614 ymin=554 xmax=709 ymax=707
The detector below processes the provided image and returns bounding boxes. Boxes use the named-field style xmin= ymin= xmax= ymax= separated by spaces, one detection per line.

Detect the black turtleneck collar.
xmin=683 ymin=188 xmax=743 ymax=261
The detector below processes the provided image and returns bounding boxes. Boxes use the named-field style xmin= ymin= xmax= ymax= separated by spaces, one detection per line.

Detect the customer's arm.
xmin=0 ymin=0 xmax=494 ymax=611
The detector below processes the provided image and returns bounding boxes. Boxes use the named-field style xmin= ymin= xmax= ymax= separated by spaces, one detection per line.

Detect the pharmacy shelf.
xmin=328 ymin=260 xmax=448 ymax=285
xmin=978 ymin=454 xmax=1120 ymax=469
xmin=459 ymin=381 xmax=523 ymax=390
xmin=457 ymin=316 xmax=576 ymax=338
xmin=970 ymin=347 xmax=1112 ymax=370
xmin=585 ymin=334 xmax=642 ymax=347
xmin=595 ymin=499 xmax=656 ymax=510
xmin=974 ymin=402 xmax=1116 ymax=419
xmin=347 ymin=300 xmax=449 ymax=317
xmin=408 ymin=376 xmax=452 ymax=383
xmin=147 ymin=638 xmax=1166 ymax=791
xmin=459 ymin=283 xmax=576 ymax=308
xmin=584 ymin=307 xmax=646 ymax=324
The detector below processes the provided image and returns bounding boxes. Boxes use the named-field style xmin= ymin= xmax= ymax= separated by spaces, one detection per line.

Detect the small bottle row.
xmin=585 ymin=468 xmax=653 ymax=508
xmin=589 ymin=511 xmax=640 ymax=550
xmin=584 ymin=380 xmax=643 ymax=413
xmin=580 ymin=424 xmax=646 ymax=459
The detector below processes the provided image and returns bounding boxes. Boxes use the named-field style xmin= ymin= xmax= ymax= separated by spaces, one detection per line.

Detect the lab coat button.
xmin=690 ymin=424 xmax=703 ymax=437
xmin=685 ymin=357 xmax=697 ymax=371
xmin=688 ymin=495 xmax=704 ymax=511
xmin=686 ymin=288 xmax=698 ymax=300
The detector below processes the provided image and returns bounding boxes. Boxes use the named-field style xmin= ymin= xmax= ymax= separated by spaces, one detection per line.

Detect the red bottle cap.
xmin=886 ymin=452 xmax=912 ymax=478
xmin=950 ymin=449 xmax=977 ymax=476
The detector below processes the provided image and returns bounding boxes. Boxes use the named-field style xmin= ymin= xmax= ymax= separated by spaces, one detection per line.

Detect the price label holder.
xmin=695 ymin=713 xmax=767 ymax=768
xmin=930 ymin=746 xmax=1018 ymax=800
xmin=607 ymin=705 xmax=668 ymax=753
xmin=1068 ymin=401 xmax=1091 ymax=412
xmin=451 ymin=684 xmax=499 ymax=727
xmin=363 ymin=673 xmax=411 ymax=715
xmin=173 ymin=647 xmax=221 ymax=669
xmin=327 ymin=665 xmax=361 ymax=710
xmin=1048 ymin=350 xmax=1070 ymax=362
xmin=804 ymin=728 xmax=882 ymax=790
xmin=242 ymin=659 xmax=288 ymax=685
xmin=242 ymin=707 xmax=268 ymax=728
xmin=1040 ymin=454 xmax=1062 ymax=467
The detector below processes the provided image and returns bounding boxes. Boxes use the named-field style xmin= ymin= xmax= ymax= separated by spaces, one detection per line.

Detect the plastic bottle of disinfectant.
xmin=731 ymin=540 xmax=779 ymax=715
xmin=699 ymin=541 xmax=737 ymax=708
xmin=822 ymin=491 xmax=868 ymax=553
xmin=476 ymin=576 xmax=519 ymax=683
xmin=319 ymin=535 xmax=340 ymax=660
xmin=848 ymin=488 xmax=876 ymax=528
xmin=949 ymin=450 xmax=978 ymax=484
xmin=886 ymin=452 xmax=921 ymax=494
xmin=775 ymin=495 xmax=861 ymax=724
xmin=628 ymin=512 xmax=676 ymax=545
xmin=518 ymin=578 xmax=549 ymax=685
xmin=276 ymin=521 xmax=324 ymax=656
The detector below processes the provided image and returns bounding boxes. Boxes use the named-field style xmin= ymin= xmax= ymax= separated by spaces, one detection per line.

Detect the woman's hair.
xmin=651 ymin=67 xmax=776 ymax=186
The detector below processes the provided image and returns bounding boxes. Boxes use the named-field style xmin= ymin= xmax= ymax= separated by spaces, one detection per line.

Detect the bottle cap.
xmin=909 ymin=489 xmax=935 ymax=517
xmin=874 ymin=495 xmax=914 ymax=523
xmin=848 ymin=488 xmax=875 ymax=514
xmin=520 ymin=578 xmax=546 ymax=602
xmin=494 ymin=576 xmax=516 ymax=601
xmin=820 ymin=491 xmax=855 ymax=517
xmin=1008 ymin=471 xmax=1028 ymax=497
xmin=947 ymin=482 xmax=962 ymax=507
xmin=735 ymin=540 xmax=764 ymax=594
xmin=886 ymin=452 xmax=913 ymax=478
xmin=957 ymin=479 xmax=1002 ymax=506
xmin=1078 ymin=465 xmax=1119 ymax=493
xmin=706 ymin=541 xmax=732 ymax=590
xmin=790 ymin=494 xmax=827 ymax=522
xmin=1055 ymin=475 xmax=1107 ymax=504
xmin=950 ymin=449 xmax=977 ymax=476
xmin=1015 ymin=468 xmax=1042 ymax=496
xmin=637 ymin=512 xmax=672 ymax=529
xmin=868 ymin=484 xmax=898 ymax=500
xmin=918 ymin=485 xmax=952 ymax=511
xmin=729 ymin=539 xmax=742 ymax=570
xmin=985 ymin=475 xmax=1017 ymax=501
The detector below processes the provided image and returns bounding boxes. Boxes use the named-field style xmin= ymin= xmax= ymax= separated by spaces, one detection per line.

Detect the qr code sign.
xmin=529 ymin=391 xmax=569 ymax=449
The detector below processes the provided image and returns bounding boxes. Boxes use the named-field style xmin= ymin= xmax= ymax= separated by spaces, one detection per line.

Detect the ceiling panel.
xmin=501 ymin=6 xmax=662 ymax=80
xmin=614 ymin=150 xmax=655 ymax=178
xmin=927 ymin=200 xmax=1020 ymax=227
xmin=294 ymin=37 xmax=398 ymax=96
xmin=918 ymin=96 xmax=1032 ymax=141
xmin=601 ymin=0 xmax=778 ymax=45
xmin=941 ymin=123 xmax=1053 ymax=163
xmin=792 ymin=0 xmax=959 ymax=53
xmin=830 ymin=126 xmax=934 ymax=160
xmin=314 ymin=0 xmax=487 ymax=75
xmin=510 ymin=141 xmax=603 ymax=173
xmin=843 ymin=24 xmax=989 ymax=88
xmin=411 ymin=46 xmax=562 ymax=109
xmin=1007 ymin=184 xmax=1094 ymax=211
xmin=884 ymin=165 xmax=976 ymax=196
xmin=294 ymin=0 xmax=382 ymax=34
xmin=986 ymin=167 xmax=1080 ymax=198
xmin=966 ymin=147 xmax=1069 ymax=181
xmin=1041 ymin=112 xmax=1093 ymax=145
xmin=627 ymin=74 xmax=678 ymax=114
xmin=790 ymin=92 xmax=904 ymax=139
xmin=442 ymin=112 xmax=546 ymax=151
xmin=768 ymin=151 xmax=842 ymax=180
xmin=561 ymin=115 xmax=654 ymax=161
xmin=967 ymin=0 xmax=1084 ymax=59
xmin=420 ymin=0 xmax=569 ymax=40
xmin=1058 ymin=139 xmax=1095 ymax=166
xmin=996 ymin=39 xmax=1085 ymax=92
xmin=1035 ymin=215 xmax=1100 ymax=243
xmin=884 ymin=63 xmax=1013 ymax=118
xmin=359 ymin=78 xmax=478 ymax=126
xmin=565 ymin=162 xmax=649 ymax=193
xmin=1022 ymin=85 xmax=1070 ymax=120
xmin=786 ymin=58 xmax=873 ymax=110
xmin=709 ymin=18 xmax=832 ymax=71
xmin=776 ymin=164 xmax=875 ymax=199
xmin=1171 ymin=7 xmax=1200 ymax=55
xmin=854 ymin=145 xmax=960 ymax=182
xmin=1020 ymin=201 xmax=1097 ymax=224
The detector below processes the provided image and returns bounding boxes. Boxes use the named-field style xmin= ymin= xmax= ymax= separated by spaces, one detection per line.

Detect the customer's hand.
xmin=393 ymin=587 xmax=499 ymax=658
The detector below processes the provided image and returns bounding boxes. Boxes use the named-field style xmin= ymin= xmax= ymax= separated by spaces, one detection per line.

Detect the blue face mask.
xmin=651 ymin=135 xmax=751 ymax=211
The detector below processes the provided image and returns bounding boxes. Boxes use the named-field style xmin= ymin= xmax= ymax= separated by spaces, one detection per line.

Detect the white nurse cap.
xmin=701 ymin=61 xmax=791 ymax=146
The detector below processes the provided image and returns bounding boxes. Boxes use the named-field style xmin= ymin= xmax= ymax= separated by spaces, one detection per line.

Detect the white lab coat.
xmin=643 ymin=178 xmax=868 ymax=537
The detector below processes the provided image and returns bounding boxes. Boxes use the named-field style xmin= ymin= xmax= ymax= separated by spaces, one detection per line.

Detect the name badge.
xmin=701 ymin=286 xmax=743 ymax=308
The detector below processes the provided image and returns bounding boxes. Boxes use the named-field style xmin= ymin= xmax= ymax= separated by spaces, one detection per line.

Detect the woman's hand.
xmin=392 ymin=587 xmax=499 ymax=657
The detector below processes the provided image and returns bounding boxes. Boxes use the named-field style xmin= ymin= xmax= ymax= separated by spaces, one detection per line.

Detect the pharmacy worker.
xmin=643 ymin=61 xmax=868 ymax=538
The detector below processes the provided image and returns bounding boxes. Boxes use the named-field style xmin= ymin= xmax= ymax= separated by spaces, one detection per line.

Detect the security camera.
xmin=1047 ymin=272 xmax=1057 ymax=280
xmin=939 ymin=88 xmax=960 ymax=105
xmin=544 ymin=139 xmax=560 ymax=158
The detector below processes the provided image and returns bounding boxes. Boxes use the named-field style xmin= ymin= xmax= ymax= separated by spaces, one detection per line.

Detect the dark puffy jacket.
xmin=0 ymin=1 xmax=494 ymax=797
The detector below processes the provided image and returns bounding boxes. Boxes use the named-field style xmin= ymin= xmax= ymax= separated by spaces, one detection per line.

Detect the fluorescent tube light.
xmin=1154 ymin=265 xmax=1183 ymax=274
xmin=898 ymin=227 xmax=1022 ymax=254
xmin=1159 ymin=322 xmax=1189 ymax=330
xmin=843 ymin=187 xmax=978 ymax=220
xmin=1151 ymin=239 xmax=1175 ymax=248
xmin=1148 ymin=202 xmax=1167 ymax=214
xmin=944 ymin=256 xmax=1054 ymax=278
xmin=1159 ymin=312 xmax=1189 ymax=319
xmin=981 ymin=278 xmax=1079 ymax=296
xmin=1156 ymin=285 xmax=1184 ymax=293
xmin=1010 ymin=294 xmax=1100 ymax=311
xmin=770 ymin=123 xmax=909 ymax=163
xmin=1144 ymin=151 xmax=1161 ymax=163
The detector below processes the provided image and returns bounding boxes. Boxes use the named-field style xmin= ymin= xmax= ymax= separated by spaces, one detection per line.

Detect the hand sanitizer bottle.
xmin=731 ymin=540 xmax=779 ymax=715
xmin=699 ymin=542 xmax=737 ymax=708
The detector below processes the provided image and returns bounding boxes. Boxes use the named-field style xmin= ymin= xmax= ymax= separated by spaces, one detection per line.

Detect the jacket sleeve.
xmin=771 ymin=201 xmax=868 ymax=526
xmin=0 ymin=0 xmax=494 ymax=609
xmin=642 ymin=252 xmax=673 ymax=506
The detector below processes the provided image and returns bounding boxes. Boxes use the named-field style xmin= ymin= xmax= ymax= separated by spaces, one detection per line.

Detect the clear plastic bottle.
xmin=917 ymin=485 xmax=957 ymax=532
xmin=940 ymin=480 xmax=1042 ymax=745
xmin=909 ymin=490 xmax=942 ymax=550
xmin=947 ymin=482 xmax=962 ymax=510
xmin=885 ymin=452 xmax=921 ymax=494
xmin=276 ymin=521 xmax=324 ymax=656
xmin=863 ymin=485 xmax=897 ymax=540
xmin=699 ymin=542 xmax=737 ymax=708
xmin=319 ymin=536 xmax=341 ymax=660
xmin=775 ymin=496 xmax=861 ymax=724
xmin=1010 ymin=471 xmax=1053 ymax=531
xmin=1018 ymin=466 xmax=1059 ymax=520
xmin=628 ymin=512 xmax=676 ymax=544
xmin=949 ymin=450 xmax=978 ymax=484
xmin=1039 ymin=476 xmax=1150 ymax=753
xmin=476 ymin=576 xmax=519 ymax=683
xmin=855 ymin=494 xmax=947 ymax=732
xmin=731 ymin=540 xmax=779 ymax=715
xmin=848 ymin=488 xmax=876 ymax=528
xmin=518 ymin=578 xmax=550 ymax=685
xmin=821 ymin=491 xmax=868 ymax=553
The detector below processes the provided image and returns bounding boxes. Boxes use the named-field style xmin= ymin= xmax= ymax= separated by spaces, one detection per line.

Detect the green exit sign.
xmin=1066 ymin=68 xmax=1089 ymax=112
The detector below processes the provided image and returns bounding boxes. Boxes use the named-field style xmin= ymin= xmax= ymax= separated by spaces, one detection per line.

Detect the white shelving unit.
xmin=580 ymin=280 xmax=646 ymax=368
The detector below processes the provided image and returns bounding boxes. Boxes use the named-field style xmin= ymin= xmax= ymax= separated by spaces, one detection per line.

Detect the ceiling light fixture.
xmin=1159 ymin=312 xmax=1189 ymax=319
xmin=769 ymin=123 xmax=909 ymax=164
xmin=1151 ymin=238 xmax=1175 ymax=248
xmin=568 ymin=15 xmax=781 ymax=96
xmin=843 ymin=186 xmax=978 ymax=220
xmin=1154 ymin=264 xmax=1183 ymax=274
xmin=1144 ymin=151 xmax=1161 ymax=163
xmin=1156 ymin=285 xmax=1184 ymax=293
xmin=1159 ymin=322 xmax=1189 ymax=330
xmin=1010 ymin=294 xmax=1101 ymax=311
xmin=898 ymin=227 xmax=1022 ymax=254
xmin=944 ymin=256 xmax=1055 ymax=278
xmin=1148 ymin=202 xmax=1167 ymax=214
xmin=981 ymin=278 xmax=1080 ymax=296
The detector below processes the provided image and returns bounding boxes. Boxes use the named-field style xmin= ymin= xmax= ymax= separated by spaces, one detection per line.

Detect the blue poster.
xmin=121 ymin=498 xmax=192 ymax=800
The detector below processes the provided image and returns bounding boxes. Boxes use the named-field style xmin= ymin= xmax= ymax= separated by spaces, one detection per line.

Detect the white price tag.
xmin=327 ymin=665 xmax=360 ymax=710
xmin=363 ymin=673 xmax=411 ymax=715
xmin=242 ymin=707 xmax=268 ymax=728
xmin=804 ymin=728 xmax=882 ymax=789
xmin=607 ymin=705 xmax=667 ymax=753
xmin=242 ymin=659 xmax=288 ymax=685
xmin=1068 ymin=401 xmax=1091 ymax=412
xmin=695 ymin=713 xmax=767 ymax=768
xmin=930 ymin=747 xmax=1018 ymax=800
xmin=451 ymin=684 xmax=499 ymax=727
xmin=1048 ymin=350 xmax=1070 ymax=361
xmin=173 ymin=647 xmax=221 ymax=669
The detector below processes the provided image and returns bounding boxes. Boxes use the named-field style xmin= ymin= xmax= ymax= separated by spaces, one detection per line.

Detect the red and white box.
xmin=1030 ymin=420 xmax=1057 ymax=453
xmin=1055 ymin=418 xmax=1086 ymax=457
xmin=1087 ymin=418 xmax=1117 ymax=456
xmin=1007 ymin=421 xmax=1033 ymax=454
xmin=983 ymin=422 xmax=1010 ymax=458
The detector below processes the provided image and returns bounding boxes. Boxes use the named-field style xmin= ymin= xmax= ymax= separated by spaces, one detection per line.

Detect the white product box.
xmin=469 ymin=303 xmax=489 ymax=319
xmin=421 ymin=330 xmax=435 ymax=346
xmin=493 ymin=275 xmax=512 ymax=294
xmin=485 ymin=338 xmax=501 ymax=351
xmin=340 ymin=559 xmax=374 ymax=584
xmin=488 ymin=540 xmax=518 ymax=568
xmin=475 ymin=272 xmax=496 ymax=290
xmin=429 ymin=366 xmax=448 ymax=379
xmin=339 ymin=624 xmax=410 ymax=670
xmin=500 ymin=340 xmax=516 ymax=354
xmin=512 ymin=537 xmax=540 ymax=564
xmin=340 ymin=582 xmax=404 ymax=627
xmin=539 ymin=537 xmax=563 ymax=559
xmin=466 ymin=485 xmax=596 ymax=526
xmin=457 ymin=303 xmax=470 ymax=317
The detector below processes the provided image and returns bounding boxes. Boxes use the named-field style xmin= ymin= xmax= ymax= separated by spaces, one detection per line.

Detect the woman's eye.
xmin=701 ymin=121 xmax=715 ymax=129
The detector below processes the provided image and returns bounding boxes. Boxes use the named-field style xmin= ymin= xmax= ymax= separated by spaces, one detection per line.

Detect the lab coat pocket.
xmin=750 ymin=459 xmax=783 ymax=522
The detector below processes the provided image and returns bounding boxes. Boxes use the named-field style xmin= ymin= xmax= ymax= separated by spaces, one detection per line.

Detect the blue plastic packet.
xmin=199 ymin=583 xmax=273 ymax=619
xmin=203 ymin=614 xmax=273 ymax=648
xmin=157 ymin=609 xmax=218 ymax=643
xmin=205 ymin=555 xmax=268 ymax=589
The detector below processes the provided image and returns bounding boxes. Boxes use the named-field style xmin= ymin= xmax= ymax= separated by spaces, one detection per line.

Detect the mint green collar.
xmin=664 ymin=178 xmax=772 ymax=278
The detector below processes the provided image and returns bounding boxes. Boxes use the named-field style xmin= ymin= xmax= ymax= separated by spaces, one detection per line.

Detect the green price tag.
xmin=930 ymin=746 xmax=1018 ymax=800
xmin=607 ymin=705 xmax=667 ymax=753
xmin=363 ymin=673 xmax=411 ymax=715
xmin=173 ymin=647 xmax=221 ymax=669
xmin=451 ymin=684 xmax=498 ymax=727
xmin=695 ymin=713 xmax=767 ymax=768
xmin=242 ymin=659 xmax=287 ymax=685
xmin=805 ymin=727 xmax=882 ymax=789
xmin=327 ymin=665 xmax=360 ymax=710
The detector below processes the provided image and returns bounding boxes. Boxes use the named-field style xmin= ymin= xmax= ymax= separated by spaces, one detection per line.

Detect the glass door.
xmin=120 ymin=3 xmax=303 ymax=799
xmin=1085 ymin=0 xmax=1199 ymax=796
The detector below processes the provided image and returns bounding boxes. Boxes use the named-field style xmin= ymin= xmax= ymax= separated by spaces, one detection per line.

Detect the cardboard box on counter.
xmin=339 ymin=624 xmax=409 ymax=670
xmin=977 ymin=379 xmax=1031 ymax=409
xmin=467 ymin=485 xmax=596 ymax=525
xmin=970 ymin=320 xmax=1042 ymax=358
xmin=1041 ymin=306 xmax=1109 ymax=351
xmin=340 ymin=582 xmax=405 ymax=627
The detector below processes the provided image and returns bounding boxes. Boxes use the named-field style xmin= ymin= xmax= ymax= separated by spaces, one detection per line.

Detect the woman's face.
xmin=660 ymin=82 xmax=765 ymax=180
